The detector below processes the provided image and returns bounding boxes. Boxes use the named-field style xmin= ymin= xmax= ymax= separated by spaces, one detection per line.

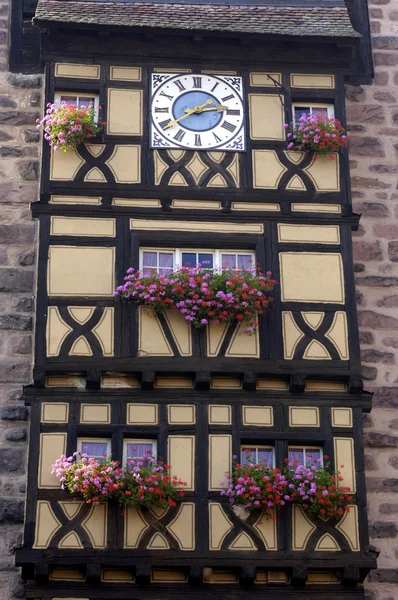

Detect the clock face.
xmin=150 ymin=73 xmax=245 ymax=152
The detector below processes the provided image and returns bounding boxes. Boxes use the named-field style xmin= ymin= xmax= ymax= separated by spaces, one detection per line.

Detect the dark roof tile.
xmin=34 ymin=1 xmax=360 ymax=38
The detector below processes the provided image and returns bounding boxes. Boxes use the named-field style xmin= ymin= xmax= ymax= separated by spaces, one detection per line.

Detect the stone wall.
xmin=0 ymin=0 xmax=41 ymax=596
xmin=347 ymin=4 xmax=398 ymax=598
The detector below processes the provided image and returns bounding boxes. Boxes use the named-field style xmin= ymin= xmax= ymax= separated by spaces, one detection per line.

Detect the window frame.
xmin=292 ymin=102 xmax=334 ymax=122
xmin=54 ymin=91 xmax=100 ymax=121
xmin=288 ymin=445 xmax=324 ymax=468
xmin=123 ymin=438 xmax=157 ymax=465
xmin=77 ymin=437 xmax=111 ymax=460
xmin=240 ymin=444 xmax=275 ymax=467
xmin=139 ymin=247 xmax=256 ymax=272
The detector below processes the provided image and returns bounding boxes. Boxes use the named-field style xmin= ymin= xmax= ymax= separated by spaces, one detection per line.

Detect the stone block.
xmin=361 ymin=349 xmax=395 ymax=363
xmin=363 ymin=366 xmax=378 ymax=380
xmin=22 ymin=129 xmax=39 ymax=143
xmin=8 ymin=74 xmax=41 ymax=88
xmin=353 ymin=240 xmax=383 ymax=261
xmin=0 ymin=406 xmax=27 ymax=421
xmin=0 ymin=315 xmax=31 ymax=330
xmin=365 ymin=432 xmax=398 ymax=447
xmin=349 ymin=137 xmax=385 ymax=157
xmin=359 ymin=311 xmax=398 ymax=330
xmin=0 ymin=360 xmax=30 ymax=383
xmin=0 ymin=448 xmax=23 ymax=472
xmin=346 ymin=104 xmax=385 ymax=123
xmin=388 ymin=242 xmax=398 ymax=262
xmin=383 ymin=337 xmax=398 ymax=348
xmin=357 ymin=276 xmax=398 ymax=287
xmin=0 ymin=269 xmax=33 ymax=292
xmin=17 ymin=160 xmax=38 ymax=181
xmin=0 ymin=500 xmax=24 ymax=524
xmin=369 ymin=521 xmax=398 ymax=538
xmin=360 ymin=331 xmax=375 ymax=344
xmin=3 ymin=428 xmax=26 ymax=442
xmin=378 ymin=296 xmax=398 ymax=308
xmin=0 ymin=225 xmax=35 ymax=245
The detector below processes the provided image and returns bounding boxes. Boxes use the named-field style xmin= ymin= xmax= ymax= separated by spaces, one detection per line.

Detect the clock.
xmin=150 ymin=73 xmax=245 ymax=152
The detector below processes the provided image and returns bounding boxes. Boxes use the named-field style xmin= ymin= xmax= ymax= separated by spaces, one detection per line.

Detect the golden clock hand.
xmin=165 ymin=99 xmax=213 ymax=129
xmin=199 ymin=104 xmax=228 ymax=113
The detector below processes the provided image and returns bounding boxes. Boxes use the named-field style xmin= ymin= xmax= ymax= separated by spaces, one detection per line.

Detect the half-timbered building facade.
xmin=13 ymin=0 xmax=376 ymax=598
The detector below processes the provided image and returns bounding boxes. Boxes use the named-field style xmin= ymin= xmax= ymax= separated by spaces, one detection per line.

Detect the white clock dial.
xmin=150 ymin=73 xmax=245 ymax=152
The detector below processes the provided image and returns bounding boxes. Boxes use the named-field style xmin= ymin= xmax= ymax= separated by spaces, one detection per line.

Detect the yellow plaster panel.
xmin=112 ymin=198 xmax=161 ymax=208
xmin=206 ymin=321 xmax=229 ymax=357
xmin=291 ymin=203 xmax=341 ymax=214
xmin=50 ymin=568 xmax=85 ymax=581
xmin=208 ymin=405 xmax=231 ymax=425
xmin=168 ymin=405 xmax=195 ymax=425
xmin=292 ymin=506 xmax=316 ymax=550
xmin=257 ymin=379 xmax=288 ymax=390
xmin=306 ymin=380 xmax=347 ymax=392
xmin=186 ymin=153 xmax=209 ymax=184
xmin=127 ymin=404 xmax=158 ymax=425
xmin=155 ymin=377 xmax=193 ymax=388
xmin=316 ymin=533 xmax=340 ymax=551
xmin=167 ymin=503 xmax=195 ymax=550
xmin=279 ymin=253 xmax=345 ymax=303
xmin=50 ymin=196 xmax=102 ymax=205
xmin=48 ymin=246 xmax=115 ymax=297
xmin=107 ymin=89 xmax=143 ymax=136
xmin=80 ymin=404 xmax=110 ymax=424
xmin=41 ymin=402 xmax=69 ymax=424
xmin=130 ymin=219 xmax=263 ymax=234
xmin=106 ymin=145 xmax=141 ymax=183
xmin=39 ymin=433 xmax=67 ymax=488
xmin=168 ymin=435 xmax=195 ymax=490
xmin=232 ymin=202 xmax=280 ymax=212
xmin=209 ymin=503 xmax=233 ymax=550
xmin=289 ymin=407 xmax=320 ymax=427
xmin=46 ymin=306 xmax=72 ymax=356
xmin=46 ymin=375 xmax=86 ymax=388
xmin=290 ymin=74 xmax=335 ymax=88
xmin=331 ymin=408 xmax=353 ymax=428
xmin=58 ymin=531 xmax=83 ymax=548
xmin=138 ymin=308 xmax=173 ymax=356
xmin=124 ymin=506 xmax=149 ymax=548
xmin=282 ymin=311 xmax=304 ymax=359
xmin=55 ymin=62 xmax=100 ymax=79
xmin=334 ymin=437 xmax=356 ymax=493
xmin=33 ymin=501 xmax=62 ymax=548
xmin=92 ymin=307 xmax=114 ymax=356
xmin=304 ymin=154 xmax=340 ymax=192
xmin=326 ymin=311 xmax=349 ymax=359
xmin=102 ymin=569 xmax=134 ymax=583
xmin=50 ymin=149 xmax=84 ymax=181
xmin=254 ymin=513 xmax=277 ymax=550
xmin=81 ymin=503 xmax=107 ymax=548
xmin=84 ymin=167 xmax=106 ymax=183
xmin=171 ymin=200 xmax=221 ymax=210
xmin=277 ymin=224 xmax=340 ymax=244
xmin=229 ymin=532 xmax=256 ymax=550
xmin=202 ymin=70 xmax=237 ymax=75
xmin=70 ymin=336 xmax=92 ymax=356
xmin=335 ymin=505 xmax=359 ymax=551
xmin=102 ymin=375 xmax=140 ymax=388
xmin=307 ymin=572 xmax=339 ymax=584
xmin=151 ymin=569 xmax=187 ymax=582
xmin=250 ymin=72 xmax=282 ymax=87
xmin=163 ymin=310 xmax=192 ymax=356
xmin=50 ymin=216 xmax=116 ymax=237
xmin=226 ymin=321 xmax=259 ymax=357
xmin=249 ymin=94 xmax=284 ymax=140
xmin=252 ymin=150 xmax=287 ymax=189
xmin=209 ymin=434 xmax=231 ymax=490
xmin=242 ymin=406 xmax=273 ymax=426
xmin=110 ymin=66 xmax=142 ymax=81
xmin=211 ymin=377 xmax=241 ymax=389
xmin=303 ymin=339 xmax=330 ymax=360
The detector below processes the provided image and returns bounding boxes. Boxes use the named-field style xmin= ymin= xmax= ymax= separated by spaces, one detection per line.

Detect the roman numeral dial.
xmin=151 ymin=72 xmax=245 ymax=152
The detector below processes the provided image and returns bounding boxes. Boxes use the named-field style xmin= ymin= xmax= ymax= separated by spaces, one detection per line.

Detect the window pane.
xmin=294 ymin=107 xmax=310 ymax=120
xmin=126 ymin=443 xmax=154 ymax=460
xmin=221 ymin=254 xmax=236 ymax=270
xmin=81 ymin=442 xmax=108 ymax=459
xmin=181 ymin=252 xmax=197 ymax=267
xmin=159 ymin=253 xmax=174 ymax=268
xmin=288 ymin=448 xmax=304 ymax=465
xmin=238 ymin=254 xmax=252 ymax=270
xmin=142 ymin=251 xmax=157 ymax=267
xmin=78 ymin=97 xmax=95 ymax=109
xmin=240 ymin=447 xmax=255 ymax=464
xmin=257 ymin=448 xmax=274 ymax=465
xmin=305 ymin=448 xmax=322 ymax=467
xmin=60 ymin=95 xmax=77 ymax=106
xmin=312 ymin=107 xmax=328 ymax=118
xmin=198 ymin=253 xmax=213 ymax=268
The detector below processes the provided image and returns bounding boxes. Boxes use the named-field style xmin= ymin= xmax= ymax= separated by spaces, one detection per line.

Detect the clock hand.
xmin=199 ymin=104 xmax=229 ymax=113
xmin=165 ymin=99 xmax=213 ymax=129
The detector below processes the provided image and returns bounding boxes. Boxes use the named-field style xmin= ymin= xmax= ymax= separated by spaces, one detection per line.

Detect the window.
xmin=77 ymin=438 xmax=110 ymax=460
xmin=293 ymin=103 xmax=334 ymax=122
xmin=123 ymin=439 xmax=157 ymax=465
xmin=288 ymin=446 xmax=323 ymax=468
xmin=240 ymin=445 xmax=274 ymax=466
xmin=140 ymin=248 xmax=255 ymax=272
xmin=54 ymin=92 xmax=100 ymax=120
